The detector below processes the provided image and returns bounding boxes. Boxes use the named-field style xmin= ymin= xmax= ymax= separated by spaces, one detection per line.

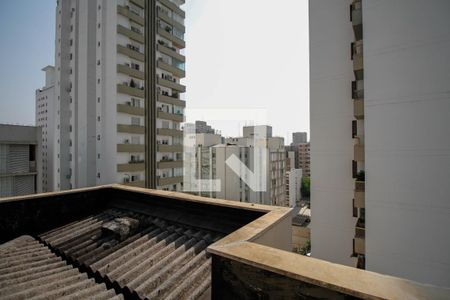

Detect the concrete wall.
xmin=309 ymin=0 xmax=356 ymax=267
xmin=363 ymin=0 xmax=450 ymax=287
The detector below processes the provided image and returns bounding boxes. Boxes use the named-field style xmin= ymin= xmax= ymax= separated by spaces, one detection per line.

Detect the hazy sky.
xmin=0 ymin=0 xmax=309 ymax=144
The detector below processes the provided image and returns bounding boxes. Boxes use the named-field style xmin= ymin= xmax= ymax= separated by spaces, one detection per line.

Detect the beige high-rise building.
xmin=52 ymin=0 xmax=185 ymax=192
xmin=310 ymin=0 xmax=450 ymax=288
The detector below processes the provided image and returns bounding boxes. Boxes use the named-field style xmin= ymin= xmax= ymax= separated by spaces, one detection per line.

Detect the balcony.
xmin=157 ymin=110 xmax=184 ymax=122
xmin=157 ymin=77 xmax=186 ymax=92
xmin=159 ymin=0 xmax=185 ymax=19
xmin=354 ymin=180 xmax=365 ymax=208
xmin=157 ymin=27 xmax=185 ymax=49
xmin=157 ymin=59 xmax=185 ymax=78
xmin=354 ymin=99 xmax=364 ymax=120
xmin=117 ymin=44 xmax=144 ymax=62
xmin=353 ymin=40 xmax=364 ymax=80
xmin=117 ymin=162 xmax=145 ymax=172
xmin=117 ymin=143 xmax=145 ymax=153
xmin=122 ymin=180 xmax=145 ymax=188
xmin=157 ymin=93 xmax=186 ymax=107
xmin=157 ymin=8 xmax=185 ymax=33
xmin=117 ymin=5 xmax=144 ymax=26
xmin=29 ymin=161 xmax=36 ymax=173
xmin=157 ymin=175 xmax=183 ymax=186
xmin=157 ymin=159 xmax=183 ymax=169
xmin=157 ymin=144 xmax=183 ymax=153
xmin=351 ymin=0 xmax=363 ymax=40
xmin=117 ymin=64 xmax=145 ymax=80
xmin=130 ymin=0 xmax=144 ymax=8
xmin=117 ymin=124 xmax=145 ymax=134
xmin=157 ymin=128 xmax=183 ymax=137
xmin=117 ymin=83 xmax=144 ymax=98
xmin=157 ymin=43 xmax=185 ymax=62
xmin=354 ymin=139 xmax=365 ymax=161
xmin=354 ymin=217 xmax=365 ymax=255
xmin=117 ymin=24 xmax=144 ymax=44
xmin=117 ymin=103 xmax=145 ymax=116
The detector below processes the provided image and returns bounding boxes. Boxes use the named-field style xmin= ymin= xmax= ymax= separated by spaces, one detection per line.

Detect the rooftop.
xmin=0 ymin=185 xmax=449 ymax=300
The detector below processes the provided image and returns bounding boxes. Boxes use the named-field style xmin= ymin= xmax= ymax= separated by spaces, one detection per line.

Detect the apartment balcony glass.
xmin=351 ymin=1 xmax=363 ymax=40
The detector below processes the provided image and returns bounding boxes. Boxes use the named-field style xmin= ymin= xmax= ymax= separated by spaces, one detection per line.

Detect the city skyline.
xmin=0 ymin=0 xmax=310 ymax=145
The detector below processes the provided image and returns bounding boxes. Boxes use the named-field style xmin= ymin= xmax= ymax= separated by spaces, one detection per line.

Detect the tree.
xmin=299 ymin=239 xmax=311 ymax=256
xmin=301 ymin=177 xmax=310 ymax=198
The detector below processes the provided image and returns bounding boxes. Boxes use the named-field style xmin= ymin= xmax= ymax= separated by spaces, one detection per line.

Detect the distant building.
xmin=292 ymin=132 xmax=307 ymax=145
xmin=286 ymin=169 xmax=302 ymax=207
xmin=285 ymin=150 xmax=296 ymax=171
xmin=186 ymin=125 xmax=286 ymax=206
xmin=195 ymin=121 xmax=216 ymax=134
xmin=286 ymin=143 xmax=310 ymax=177
xmin=36 ymin=66 xmax=56 ymax=192
xmin=0 ymin=124 xmax=42 ymax=197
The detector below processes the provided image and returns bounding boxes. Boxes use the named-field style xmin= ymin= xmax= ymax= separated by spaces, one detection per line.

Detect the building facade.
xmin=286 ymin=168 xmax=302 ymax=207
xmin=186 ymin=126 xmax=286 ymax=206
xmin=292 ymin=132 xmax=307 ymax=145
xmin=310 ymin=0 xmax=450 ymax=287
xmin=36 ymin=66 xmax=57 ymax=192
xmin=286 ymin=143 xmax=310 ymax=177
xmin=53 ymin=0 xmax=185 ymax=191
xmin=0 ymin=125 xmax=42 ymax=197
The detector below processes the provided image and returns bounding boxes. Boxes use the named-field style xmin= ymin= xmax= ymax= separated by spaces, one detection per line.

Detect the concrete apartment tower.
xmin=286 ymin=132 xmax=310 ymax=177
xmin=0 ymin=125 xmax=42 ymax=197
xmin=36 ymin=66 xmax=57 ymax=192
xmin=53 ymin=0 xmax=185 ymax=191
xmin=292 ymin=132 xmax=307 ymax=145
xmin=310 ymin=0 xmax=450 ymax=287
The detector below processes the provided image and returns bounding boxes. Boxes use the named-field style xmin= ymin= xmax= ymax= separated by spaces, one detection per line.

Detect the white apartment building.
xmin=53 ymin=0 xmax=185 ymax=191
xmin=36 ymin=66 xmax=57 ymax=192
xmin=286 ymin=169 xmax=302 ymax=208
xmin=196 ymin=126 xmax=286 ymax=206
xmin=310 ymin=0 xmax=450 ymax=287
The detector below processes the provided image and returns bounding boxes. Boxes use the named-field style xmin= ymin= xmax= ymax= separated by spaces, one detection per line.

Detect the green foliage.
xmin=299 ymin=239 xmax=311 ymax=256
xmin=356 ymin=170 xmax=365 ymax=181
xmin=301 ymin=177 xmax=310 ymax=198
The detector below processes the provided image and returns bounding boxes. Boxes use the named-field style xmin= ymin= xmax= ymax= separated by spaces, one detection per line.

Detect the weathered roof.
xmin=38 ymin=207 xmax=221 ymax=299
xmin=0 ymin=235 xmax=122 ymax=300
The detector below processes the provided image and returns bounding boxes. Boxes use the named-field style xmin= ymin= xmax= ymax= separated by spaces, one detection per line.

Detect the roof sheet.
xmin=39 ymin=207 xmax=221 ymax=299
xmin=0 ymin=235 xmax=122 ymax=300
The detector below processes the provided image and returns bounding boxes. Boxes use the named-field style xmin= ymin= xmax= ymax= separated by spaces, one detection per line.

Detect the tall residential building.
xmin=36 ymin=66 xmax=57 ymax=192
xmin=220 ymin=126 xmax=286 ymax=206
xmin=291 ymin=132 xmax=307 ymax=145
xmin=186 ymin=126 xmax=286 ymax=206
xmin=310 ymin=0 xmax=450 ymax=287
xmin=286 ymin=143 xmax=310 ymax=177
xmin=285 ymin=150 xmax=296 ymax=171
xmin=0 ymin=125 xmax=42 ymax=197
xmin=195 ymin=120 xmax=215 ymax=134
xmin=53 ymin=0 xmax=185 ymax=191
xmin=286 ymin=169 xmax=302 ymax=207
